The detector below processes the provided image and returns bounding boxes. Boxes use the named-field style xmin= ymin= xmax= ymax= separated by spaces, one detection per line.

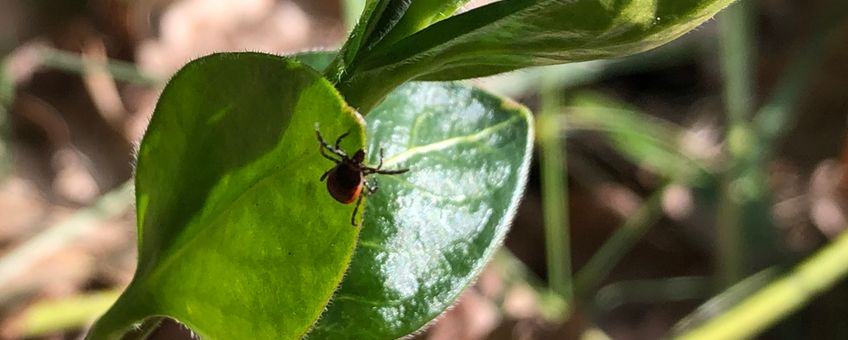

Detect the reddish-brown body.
xmin=326 ymin=162 xmax=364 ymax=204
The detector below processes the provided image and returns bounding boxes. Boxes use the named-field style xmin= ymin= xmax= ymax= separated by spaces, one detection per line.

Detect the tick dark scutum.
xmin=316 ymin=127 xmax=409 ymax=226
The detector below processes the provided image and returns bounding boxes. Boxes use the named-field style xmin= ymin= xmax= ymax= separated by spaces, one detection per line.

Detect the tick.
xmin=316 ymin=127 xmax=409 ymax=226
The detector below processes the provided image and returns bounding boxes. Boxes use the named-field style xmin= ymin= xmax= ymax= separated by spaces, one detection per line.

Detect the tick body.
xmin=316 ymin=127 xmax=409 ymax=225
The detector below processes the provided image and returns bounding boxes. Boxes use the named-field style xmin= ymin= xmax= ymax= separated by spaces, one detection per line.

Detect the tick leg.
xmin=375 ymin=168 xmax=410 ymax=175
xmin=316 ymin=128 xmax=347 ymax=158
xmin=320 ymin=146 xmax=341 ymax=163
xmin=335 ymin=130 xmax=351 ymax=150
xmin=320 ymin=168 xmax=332 ymax=181
xmin=364 ymin=148 xmax=387 ymax=175
xmin=350 ymin=194 xmax=364 ymax=226
xmin=315 ymin=128 xmax=332 ymax=148
xmin=375 ymin=148 xmax=385 ymax=170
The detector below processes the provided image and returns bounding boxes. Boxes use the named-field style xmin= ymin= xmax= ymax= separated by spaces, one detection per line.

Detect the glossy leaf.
xmin=308 ymin=81 xmax=533 ymax=339
xmin=339 ymin=0 xmax=737 ymax=111
xmin=87 ymin=53 xmax=364 ymax=339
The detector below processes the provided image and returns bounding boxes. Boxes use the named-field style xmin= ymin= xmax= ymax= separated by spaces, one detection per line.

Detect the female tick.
xmin=316 ymin=128 xmax=409 ymax=225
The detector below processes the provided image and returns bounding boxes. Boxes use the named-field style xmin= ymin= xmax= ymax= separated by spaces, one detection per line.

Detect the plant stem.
xmin=574 ymin=183 xmax=669 ymax=295
xmin=18 ymin=290 xmax=121 ymax=338
xmin=38 ymin=47 xmax=162 ymax=86
xmin=0 ymin=182 xmax=134 ymax=292
xmin=718 ymin=0 xmax=755 ymax=124
xmin=539 ymin=77 xmax=573 ymax=302
xmin=593 ymin=276 xmax=712 ymax=313
xmin=716 ymin=0 xmax=756 ymax=288
xmin=675 ymin=229 xmax=848 ymax=340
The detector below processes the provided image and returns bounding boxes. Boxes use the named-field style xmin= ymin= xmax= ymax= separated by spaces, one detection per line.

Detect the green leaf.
xmin=292 ymin=50 xmax=338 ymax=72
xmin=87 ymin=53 xmax=364 ymax=339
xmin=325 ymin=0 xmax=388 ymax=82
xmin=373 ymin=0 xmax=472 ymax=49
xmin=330 ymin=0 xmax=469 ymax=92
xmin=308 ymin=81 xmax=533 ymax=339
xmin=340 ymin=0 xmax=737 ymax=111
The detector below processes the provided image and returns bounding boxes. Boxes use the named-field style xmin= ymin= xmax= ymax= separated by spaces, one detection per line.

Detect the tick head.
xmin=352 ymin=149 xmax=366 ymax=164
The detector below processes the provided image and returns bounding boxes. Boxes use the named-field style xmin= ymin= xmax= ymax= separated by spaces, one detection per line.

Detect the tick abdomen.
xmin=327 ymin=163 xmax=363 ymax=204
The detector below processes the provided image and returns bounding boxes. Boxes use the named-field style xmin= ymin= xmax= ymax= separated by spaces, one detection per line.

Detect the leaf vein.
xmin=383 ymin=115 xmax=519 ymax=167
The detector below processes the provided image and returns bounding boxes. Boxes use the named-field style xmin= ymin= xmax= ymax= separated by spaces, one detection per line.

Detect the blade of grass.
xmin=0 ymin=182 xmax=133 ymax=292
xmin=38 ymin=47 xmax=162 ymax=86
xmin=17 ymin=290 xmax=121 ymax=338
xmin=716 ymin=0 xmax=763 ymax=287
xmin=538 ymin=76 xmax=573 ymax=302
xmin=671 ymin=267 xmax=780 ymax=335
xmin=574 ymin=182 xmax=670 ymax=296
xmin=718 ymin=0 xmax=755 ymax=124
xmin=675 ymin=229 xmax=848 ymax=340
xmin=594 ymin=276 xmax=712 ymax=313
xmin=565 ymin=99 xmax=715 ymax=183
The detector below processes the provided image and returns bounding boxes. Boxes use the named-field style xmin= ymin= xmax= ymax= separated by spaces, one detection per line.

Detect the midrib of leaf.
xmin=382 ymin=115 xmax=520 ymax=167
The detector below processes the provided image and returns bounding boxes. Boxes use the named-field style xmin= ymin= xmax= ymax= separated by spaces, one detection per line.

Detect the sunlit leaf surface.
xmin=87 ymin=53 xmax=364 ymax=340
xmin=309 ymin=82 xmax=533 ymax=339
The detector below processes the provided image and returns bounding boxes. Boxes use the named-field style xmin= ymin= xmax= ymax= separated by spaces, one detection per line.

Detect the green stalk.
xmin=594 ymin=276 xmax=712 ymax=313
xmin=715 ymin=179 xmax=744 ymax=287
xmin=675 ymin=229 xmax=848 ymax=340
xmin=38 ymin=47 xmax=162 ymax=86
xmin=0 ymin=182 xmax=133 ymax=291
xmin=716 ymin=0 xmax=756 ymax=287
xmin=718 ymin=0 xmax=755 ymax=124
xmin=539 ymin=77 xmax=572 ymax=302
xmin=574 ymin=183 xmax=669 ymax=295
xmin=18 ymin=290 xmax=121 ymax=338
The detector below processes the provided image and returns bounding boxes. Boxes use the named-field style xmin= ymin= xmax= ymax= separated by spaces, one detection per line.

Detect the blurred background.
xmin=0 ymin=0 xmax=847 ymax=339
